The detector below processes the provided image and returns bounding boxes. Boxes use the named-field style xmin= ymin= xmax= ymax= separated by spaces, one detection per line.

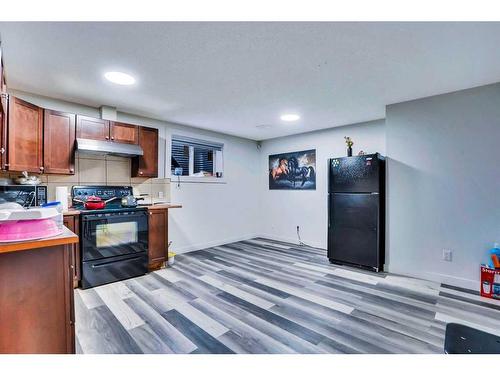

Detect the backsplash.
xmin=0 ymin=152 xmax=171 ymax=203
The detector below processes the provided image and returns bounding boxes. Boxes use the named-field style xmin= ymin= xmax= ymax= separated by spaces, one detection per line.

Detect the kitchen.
xmin=0 ymin=76 xmax=182 ymax=352
xmin=1 ymin=17 xmax=500 ymax=367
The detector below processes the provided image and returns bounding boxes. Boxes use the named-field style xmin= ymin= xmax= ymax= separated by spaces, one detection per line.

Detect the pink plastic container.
xmin=0 ymin=218 xmax=61 ymax=242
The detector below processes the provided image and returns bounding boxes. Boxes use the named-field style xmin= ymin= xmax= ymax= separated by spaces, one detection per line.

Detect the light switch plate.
xmin=442 ymin=249 xmax=453 ymax=262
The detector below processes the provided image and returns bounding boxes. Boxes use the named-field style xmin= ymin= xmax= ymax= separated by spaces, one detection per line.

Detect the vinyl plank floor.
xmin=75 ymin=237 xmax=498 ymax=354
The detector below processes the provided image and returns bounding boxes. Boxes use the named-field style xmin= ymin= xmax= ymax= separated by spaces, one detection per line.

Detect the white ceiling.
xmin=1 ymin=22 xmax=500 ymax=140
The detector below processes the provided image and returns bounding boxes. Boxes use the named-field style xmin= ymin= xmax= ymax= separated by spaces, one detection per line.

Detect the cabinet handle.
xmin=0 ymin=147 xmax=4 ymax=154
xmin=111 ymin=137 xmax=115 ymax=141
xmin=105 ymin=136 xmax=109 ymax=140
xmin=39 ymin=166 xmax=44 ymax=171
xmin=69 ymin=168 xmax=74 ymax=173
xmin=139 ymin=171 xmax=143 ymax=175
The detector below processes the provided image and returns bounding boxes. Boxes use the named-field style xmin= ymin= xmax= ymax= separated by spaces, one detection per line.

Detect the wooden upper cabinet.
xmin=44 ymin=110 xmax=76 ymax=175
xmin=132 ymin=126 xmax=158 ymax=177
xmin=0 ymin=94 xmax=7 ymax=170
xmin=76 ymin=115 xmax=110 ymax=141
xmin=110 ymin=121 xmax=139 ymax=144
xmin=0 ymin=58 xmax=5 ymax=94
xmin=7 ymin=97 xmax=43 ymax=173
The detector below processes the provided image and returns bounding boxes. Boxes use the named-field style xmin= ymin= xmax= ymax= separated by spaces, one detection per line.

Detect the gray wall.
xmin=259 ymin=120 xmax=386 ymax=248
xmin=386 ymin=83 xmax=500 ymax=289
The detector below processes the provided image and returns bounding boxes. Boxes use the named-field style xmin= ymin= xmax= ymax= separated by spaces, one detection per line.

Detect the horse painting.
xmin=269 ymin=149 xmax=316 ymax=190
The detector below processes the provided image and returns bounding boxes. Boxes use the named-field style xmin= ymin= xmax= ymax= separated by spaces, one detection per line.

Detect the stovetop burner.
xmin=71 ymin=185 xmax=146 ymax=213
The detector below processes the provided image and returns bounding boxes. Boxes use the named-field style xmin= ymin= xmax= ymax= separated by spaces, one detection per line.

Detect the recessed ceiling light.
xmin=104 ymin=71 xmax=136 ymax=85
xmin=280 ymin=113 xmax=300 ymax=122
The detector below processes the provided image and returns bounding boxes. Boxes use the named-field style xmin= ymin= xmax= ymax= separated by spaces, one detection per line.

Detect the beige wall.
xmin=45 ymin=152 xmax=171 ymax=203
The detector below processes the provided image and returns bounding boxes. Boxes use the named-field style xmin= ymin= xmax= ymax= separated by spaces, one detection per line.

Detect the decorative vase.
xmin=347 ymin=147 xmax=353 ymax=157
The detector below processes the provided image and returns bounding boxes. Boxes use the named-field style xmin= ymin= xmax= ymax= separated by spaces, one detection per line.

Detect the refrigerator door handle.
xmin=328 ymin=194 xmax=331 ymax=228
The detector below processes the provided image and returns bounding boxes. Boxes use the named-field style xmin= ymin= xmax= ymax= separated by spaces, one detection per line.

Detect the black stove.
xmin=73 ymin=186 xmax=149 ymax=289
xmin=71 ymin=185 xmax=145 ymax=213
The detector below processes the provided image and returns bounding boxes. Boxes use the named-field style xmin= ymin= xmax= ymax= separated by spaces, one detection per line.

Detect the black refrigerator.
xmin=328 ymin=153 xmax=385 ymax=272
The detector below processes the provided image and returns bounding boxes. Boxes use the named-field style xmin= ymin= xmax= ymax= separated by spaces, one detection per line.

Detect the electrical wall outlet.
xmin=442 ymin=249 xmax=453 ymax=262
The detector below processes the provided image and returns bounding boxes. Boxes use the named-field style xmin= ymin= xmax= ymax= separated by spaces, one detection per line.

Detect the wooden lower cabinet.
xmin=0 ymin=244 xmax=75 ymax=353
xmin=148 ymin=208 xmax=168 ymax=270
xmin=63 ymin=214 xmax=81 ymax=288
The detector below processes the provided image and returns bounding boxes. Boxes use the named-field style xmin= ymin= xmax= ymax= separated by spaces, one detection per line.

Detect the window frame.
xmin=170 ymin=134 xmax=225 ymax=184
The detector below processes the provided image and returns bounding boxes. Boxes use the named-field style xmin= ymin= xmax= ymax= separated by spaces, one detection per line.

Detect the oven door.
xmin=81 ymin=210 xmax=148 ymax=262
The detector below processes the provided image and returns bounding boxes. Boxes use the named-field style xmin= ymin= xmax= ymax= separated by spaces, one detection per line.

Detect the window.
xmin=171 ymin=136 xmax=223 ymax=177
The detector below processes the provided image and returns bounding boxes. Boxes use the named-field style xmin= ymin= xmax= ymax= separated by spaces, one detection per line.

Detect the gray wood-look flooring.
xmin=74 ymin=238 xmax=500 ymax=354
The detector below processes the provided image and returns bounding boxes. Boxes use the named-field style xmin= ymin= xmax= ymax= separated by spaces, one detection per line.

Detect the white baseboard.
xmin=256 ymin=233 xmax=325 ymax=249
xmin=174 ymin=233 xmax=259 ymax=254
xmin=386 ymin=265 xmax=479 ymax=291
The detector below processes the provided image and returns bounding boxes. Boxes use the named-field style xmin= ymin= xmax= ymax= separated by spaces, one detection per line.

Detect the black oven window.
xmin=96 ymin=222 xmax=138 ymax=248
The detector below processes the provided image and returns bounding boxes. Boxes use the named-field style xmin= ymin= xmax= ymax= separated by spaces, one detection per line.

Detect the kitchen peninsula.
xmin=0 ymin=227 xmax=78 ymax=354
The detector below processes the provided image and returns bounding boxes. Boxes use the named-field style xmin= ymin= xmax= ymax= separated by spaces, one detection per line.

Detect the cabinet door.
xmin=76 ymin=115 xmax=110 ymax=141
xmin=44 ymin=110 xmax=76 ymax=175
xmin=132 ymin=126 xmax=158 ymax=177
xmin=7 ymin=97 xmax=43 ymax=173
xmin=0 ymin=244 xmax=75 ymax=353
xmin=148 ymin=209 xmax=167 ymax=269
xmin=0 ymin=58 xmax=5 ymax=94
xmin=63 ymin=215 xmax=81 ymax=289
xmin=110 ymin=121 xmax=139 ymax=144
xmin=0 ymin=93 xmax=7 ymax=170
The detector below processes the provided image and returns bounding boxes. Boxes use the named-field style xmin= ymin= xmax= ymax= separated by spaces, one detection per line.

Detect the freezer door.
xmin=329 ymin=154 xmax=381 ymax=193
xmin=328 ymin=193 xmax=380 ymax=269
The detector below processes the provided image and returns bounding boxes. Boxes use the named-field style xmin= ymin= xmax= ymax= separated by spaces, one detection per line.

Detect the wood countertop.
xmin=0 ymin=226 xmax=78 ymax=254
xmin=63 ymin=204 xmax=181 ymax=213
xmin=143 ymin=203 xmax=182 ymax=210
xmin=63 ymin=210 xmax=80 ymax=216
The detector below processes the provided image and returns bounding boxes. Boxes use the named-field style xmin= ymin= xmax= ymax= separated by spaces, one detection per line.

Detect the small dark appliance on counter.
xmin=328 ymin=153 xmax=385 ymax=272
xmin=0 ymin=185 xmax=47 ymax=207
xmin=72 ymin=186 xmax=149 ymax=289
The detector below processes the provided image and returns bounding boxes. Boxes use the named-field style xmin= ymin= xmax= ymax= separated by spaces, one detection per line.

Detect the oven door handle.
xmin=91 ymin=256 xmax=143 ymax=268
xmin=82 ymin=211 xmax=148 ymax=221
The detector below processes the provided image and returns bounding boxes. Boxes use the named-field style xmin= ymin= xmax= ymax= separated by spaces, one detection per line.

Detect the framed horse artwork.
xmin=268 ymin=149 xmax=316 ymax=190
